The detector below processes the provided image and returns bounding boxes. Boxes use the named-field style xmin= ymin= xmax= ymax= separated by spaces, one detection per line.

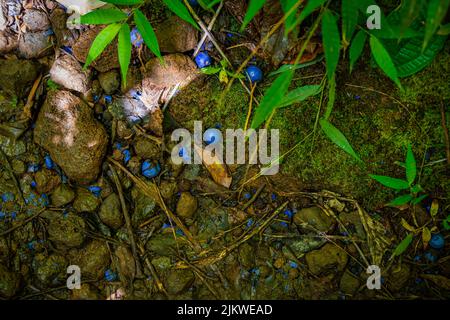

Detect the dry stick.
xmin=440 ymin=102 xmax=450 ymax=165
xmin=0 ymin=208 xmax=45 ymax=237
xmin=193 ymin=1 xmax=224 ymax=57
xmin=109 ymin=164 xmax=143 ymax=277
xmin=137 ymin=243 xmax=169 ymax=297
xmin=23 ymin=73 xmax=43 ymax=119
xmin=242 ymin=183 xmax=265 ymax=211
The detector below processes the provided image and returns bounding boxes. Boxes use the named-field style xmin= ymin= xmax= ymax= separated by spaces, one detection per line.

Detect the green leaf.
xmin=389 ymin=35 xmax=447 ymax=77
xmin=369 ymin=174 xmax=410 ymax=190
xmin=201 ymin=66 xmax=221 ymax=75
xmin=442 ymin=215 xmax=450 ymax=230
xmin=369 ymin=35 xmax=402 ymax=89
xmin=438 ymin=23 xmax=450 ymax=35
xmin=388 ymin=194 xmax=413 ymax=206
xmin=281 ymin=0 xmax=298 ymax=35
xmin=118 ymin=23 xmax=131 ymax=87
xmin=134 ymin=9 xmax=161 ymax=59
xmin=411 ymin=194 xmax=428 ymax=205
xmin=288 ymin=0 xmax=327 ymax=33
xmin=268 ymin=56 xmax=324 ymax=77
xmin=405 ymin=144 xmax=416 ymax=185
xmin=163 ymin=0 xmax=199 ymax=30
xmin=397 ymin=0 xmax=421 ymax=39
xmin=100 ymin=0 xmax=143 ymax=5
xmin=80 ymin=8 xmax=128 ymax=25
xmin=424 ymin=0 xmax=450 ymax=50
xmin=393 ymin=233 xmax=413 ymax=257
xmin=349 ymin=30 xmax=367 ymax=73
xmin=342 ymin=0 xmax=359 ymax=45
xmin=250 ymin=70 xmax=293 ymax=129
xmin=324 ymin=74 xmax=335 ymax=120
xmin=277 ymin=85 xmax=321 ymax=108
xmin=322 ymin=10 xmax=340 ymax=81
xmin=84 ymin=23 xmax=122 ymax=69
xmin=241 ymin=0 xmax=267 ymax=32
xmin=319 ymin=119 xmax=362 ymax=162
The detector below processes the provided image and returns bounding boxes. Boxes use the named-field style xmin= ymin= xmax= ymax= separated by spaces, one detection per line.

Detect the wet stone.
xmin=46 ymin=211 xmax=86 ymax=248
xmin=293 ymin=206 xmax=335 ymax=233
xmin=70 ymin=283 xmax=102 ymax=300
xmin=50 ymin=54 xmax=92 ymax=94
xmin=340 ymin=269 xmax=361 ymax=295
xmin=115 ymin=246 xmax=136 ymax=283
xmin=0 ymin=135 xmax=26 ymax=157
xmin=133 ymin=138 xmax=160 ymax=159
xmin=22 ymin=9 xmax=50 ymax=32
xmin=70 ymin=240 xmax=110 ymax=280
xmin=305 ymin=243 xmax=348 ymax=275
xmin=73 ymin=188 xmax=101 ymax=212
xmin=35 ymin=169 xmax=61 ymax=194
xmin=165 ymin=269 xmax=195 ymax=295
xmin=18 ymin=31 xmax=52 ymax=59
xmin=176 ymin=192 xmax=198 ymax=219
xmin=98 ymin=70 xmax=120 ymax=94
xmin=32 ymin=253 xmax=67 ymax=287
xmin=51 ymin=184 xmax=75 ymax=207
xmin=0 ymin=59 xmax=41 ymax=98
xmin=99 ymin=193 xmax=124 ymax=229
xmin=34 ymin=90 xmax=108 ymax=184
xmin=155 ymin=16 xmax=198 ymax=53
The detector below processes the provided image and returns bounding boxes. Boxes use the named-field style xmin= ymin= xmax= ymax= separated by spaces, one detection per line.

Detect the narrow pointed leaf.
xmin=163 ymin=0 xmax=199 ymax=30
xmin=288 ymin=0 xmax=327 ymax=33
xmin=369 ymin=174 xmax=410 ymax=190
xmin=393 ymin=233 xmax=413 ymax=257
xmin=118 ymin=23 xmax=131 ymax=87
xmin=411 ymin=194 xmax=428 ymax=205
xmin=84 ymin=23 xmax=122 ymax=69
xmin=277 ymin=85 xmax=321 ymax=108
xmin=322 ymin=10 xmax=340 ymax=80
xmin=405 ymin=144 xmax=416 ymax=185
xmin=349 ymin=30 xmax=367 ymax=72
xmin=424 ymin=0 xmax=450 ymax=50
xmin=324 ymin=75 xmax=335 ymax=120
xmin=320 ymin=119 xmax=362 ymax=162
xmin=250 ymin=70 xmax=293 ymax=129
xmin=280 ymin=0 xmax=298 ymax=35
xmin=370 ymin=35 xmax=402 ymax=89
xmin=101 ymin=0 xmax=143 ymax=5
xmin=134 ymin=9 xmax=161 ymax=58
xmin=342 ymin=0 xmax=359 ymax=44
xmin=241 ymin=0 xmax=267 ymax=31
xmin=388 ymin=194 xmax=413 ymax=206
xmin=80 ymin=9 xmax=127 ymax=25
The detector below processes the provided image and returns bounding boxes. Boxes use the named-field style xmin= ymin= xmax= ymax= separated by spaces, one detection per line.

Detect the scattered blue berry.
xmin=246 ymin=218 xmax=254 ymax=228
xmin=130 ymin=27 xmax=143 ymax=48
xmin=44 ymin=28 xmax=54 ymax=36
xmin=122 ymin=149 xmax=131 ymax=165
xmin=245 ymin=65 xmax=263 ymax=83
xmin=280 ymin=221 xmax=288 ymax=228
xmin=203 ymin=128 xmax=221 ymax=145
xmin=283 ymin=209 xmax=293 ymax=219
xmin=188 ymin=0 xmax=199 ymax=6
xmin=88 ymin=186 xmax=102 ymax=197
xmin=44 ymin=155 xmax=54 ymax=169
xmin=271 ymin=193 xmax=277 ymax=201
xmin=424 ymin=251 xmax=437 ymax=263
xmin=429 ymin=234 xmax=445 ymax=249
xmin=243 ymin=192 xmax=251 ymax=200
xmin=38 ymin=194 xmax=49 ymax=207
xmin=61 ymin=46 xmax=73 ymax=55
xmin=195 ymin=52 xmax=212 ymax=69
xmin=141 ymin=160 xmax=161 ymax=179
xmin=27 ymin=163 xmax=40 ymax=173
xmin=104 ymin=95 xmax=112 ymax=104
xmin=104 ymin=269 xmax=118 ymax=282
xmin=289 ymin=261 xmax=298 ymax=269
xmin=1 ymin=192 xmax=15 ymax=202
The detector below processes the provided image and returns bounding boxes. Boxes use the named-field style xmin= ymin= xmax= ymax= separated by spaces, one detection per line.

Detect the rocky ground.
xmin=0 ymin=0 xmax=449 ymax=300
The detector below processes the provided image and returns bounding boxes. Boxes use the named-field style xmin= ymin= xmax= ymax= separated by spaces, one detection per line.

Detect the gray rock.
xmin=99 ymin=193 xmax=124 ymax=229
xmin=165 ymin=269 xmax=195 ymax=295
xmin=0 ymin=30 xmax=18 ymax=54
xmin=73 ymin=188 xmax=101 ymax=212
xmin=133 ymin=137 xmax=160 ymax=159
xmin=34 ymin=90 xmax=108 ymax=184
xmin=0 ymin=59 xmax=41 ymax=97
xmin=340 ymin=270 xmax=361 ymax=295
xmin=0 ymin=135 xmax=26 ymax=157
xmin=98 ymin=70 xmax=120 ymax=94
xmin=47 ymin=211 xmax=86 ymax=248
xmin=51 ymin=184 xmax=75 ymax=207
xmin=305 ymin=243 xmax=348 ymax=275
xmin=293 ymin=206 xmax=335 ymax=232
xmin=34 ymin=169 xmax=61 ymax=194
xmin=70 ymin=240 xmax=110 ymax=280
xmin=32 ymin=253 xmax=67 ymax=287
xmin=176 ymin=192 xmax=198 ymax=219
xmin=115 ymin=246 xmax=136 ymax=283
xmin=155 ymin=16 xmax=198 ymax=53
xmin=22 ymin=9 xmax=50 ymax=31
xmin=18 ymin=31 xmax=52 ymax=58
xmin=50 ymin=54 xmax=92 ymax=94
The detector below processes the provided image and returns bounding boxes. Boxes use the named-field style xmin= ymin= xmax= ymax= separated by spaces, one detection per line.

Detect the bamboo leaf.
xmin=319 ymin=119 xmax=362 ymax=162
xmin=397 ymin=0 xmax=421 ymax=39
xmin=118 ymin=23 xmax=131 ymax=87
xmin=424 ymin=0 xmax=450 ymax=50
xmin=101 ymin=0 xmax=143 ymax=4
xmin=134 ymin=9 xmax=161 ymax=59
xmin=401 ymin=218 xmax=416 ymax=232
xmin=349 ymin=30 xmax=367 ymax=73
xmin=280 ymin=0 xmax=298 ymax=35
xmin=240 ymin=0 xmax=267 ymax=31
xmin=163 ymin=0 xmax=199 ymax=30
xmin=342 ymin=0 xmax=359 ymax=45
xmin=369 ymin=174 xmax=410 ymax=190
xmin=411 ymin=194 xmax=428 ymax=205
xmin=389 ymin=194 xmax=413 ymax=206
xmin=288 ymin=0 xmax=327 ymax=33
xmin=268 ymin=56 xmax=324 ymax=77
xmin=84 ymin=23 xmax=122 ymax=69
xmin=250 ymin=70 xmax=293 ymax=129
xmin=369 ymin=35 xmax=402 ymax=89
xmin=80 ymin=8 xmax=128 ymax=25
xmin=322 ymin=9 xmax=340 ymax=81
xmin=277 ymin=85 xmax=321 ymax=108
xmin=324 ymin=75 xmax=335 ymax=120
xmin=405 ymin=144 xmax=416 ymax=185
xmin=393 ymin=233 xmax=413 ymax=257
xmin=422 ymin=227 xmax=431 ymax=249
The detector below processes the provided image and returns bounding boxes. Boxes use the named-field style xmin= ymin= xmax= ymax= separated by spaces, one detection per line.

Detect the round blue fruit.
xmin=188 ymin=0 xmax=199 ymax=6
xmin=429 ymin=234 xmax=445 ymax=249
xmin=195 ymin=52 xmax=212 ymax=69
xmin=88 ymin=186 xmax=102 ymax=197
xmin=130 ymin=27 xmax=143 ymax=48
xmin=203 ymin=128 xmax=221 ymax=145
xmin=141 ymin=160 xmax=161 ymax=179
xmin=245 ymin=65 xmax=263 ymax=83
xmin=44 ymin=155 xmax=54 ymax=169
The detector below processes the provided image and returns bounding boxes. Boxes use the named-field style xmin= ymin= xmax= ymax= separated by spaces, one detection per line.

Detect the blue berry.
xmin=27 ymin=163 xmax=40 ymax=173
xmin=178 ymin=146 xmax=191 ymax=163
xmin=188 ymin=0 xmax=199 ymax=6
xmin=1 ymin=192 xmax=15 ymax=202
xmin=44 ymin=155 xmax=54 ymax=169
xmin=280 ymin=221 xmax=288 ymax=228
xmin=141 ymin=160 xmax=161 ymax=179
xmin=61 ymin=46 xmax=73 ymax=55
xmin=271 ymin=193 xmax=277 ymax=201
xmin=104 ymin=95 xmax=112 ymax=104
xmin=429 ymin=234 xmax=445 ymax=249
xmin=130 ymin=27 xmax=143 ymax=48
xmin=245 ymin=65 xmax=263 ymax=83
xmin=203 ymin=128 xmax=221 ymax=145
xmin=44 ymin=28 xmax=54 ymax=36
xmin=176 ymin=228 xmax=185 ymax=236
xmin=104 ymin=269 xmax=118 ymax=282
xmin=31 ymin=180 xmax=37 ymax=188
xmin=243 ymin=192 xmax=251 ymax=200
xmin=0 ymin=211 xmax=5 ymax=219
xmin=38 ymin=194 xmax=49 ymax=207
xmin=289 ymin=261 xmax=298 ymax=269
xmin=122 ymin=149 xmax=131 ymax=165
xmin=195 ymin=52 xmax=212 ymax=69
xmin=246 ymin=218 xmax=254 ymax=228
xmin=88 ymin=186 xmax=102 ymax=197
xmin=283 ymin=209 xmax=293 ymax=219
xmin=424 ymin=251 xmax=437 ymax=263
